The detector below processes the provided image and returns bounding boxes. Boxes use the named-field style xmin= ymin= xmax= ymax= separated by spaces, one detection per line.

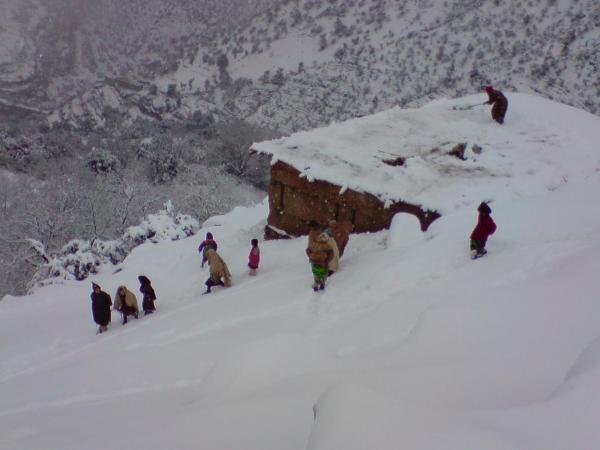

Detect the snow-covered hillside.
xmin=3 ymin=0 xmax=600 ymax=131
xmin=1 ymin=95 xmax=600 ymax=449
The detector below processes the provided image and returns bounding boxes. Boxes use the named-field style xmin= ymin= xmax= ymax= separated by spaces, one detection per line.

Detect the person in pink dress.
xmin=248 ymin=239 xmax=260 ymax=275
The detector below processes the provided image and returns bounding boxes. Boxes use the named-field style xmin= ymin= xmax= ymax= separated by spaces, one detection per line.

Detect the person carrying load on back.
xmin=203 ymin=248 xmax=232 ymax=294
xmin=114 ymin=285 xmax=139 ymax=325
xmin=306 ymin=232 xmax=334 ymax=292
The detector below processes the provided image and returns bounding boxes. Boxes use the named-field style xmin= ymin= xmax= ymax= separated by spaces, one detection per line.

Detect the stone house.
xmin=262 ymin=160 xmax=439 ymax=238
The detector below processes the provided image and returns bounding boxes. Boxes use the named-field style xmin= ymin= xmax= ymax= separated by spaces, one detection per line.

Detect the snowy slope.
xmin=2 ymin=96 xmax=600 ymax=450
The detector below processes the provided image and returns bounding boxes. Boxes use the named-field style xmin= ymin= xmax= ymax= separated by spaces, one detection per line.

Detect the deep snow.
xmin=1 ymin=94 xmax=600 ymax=450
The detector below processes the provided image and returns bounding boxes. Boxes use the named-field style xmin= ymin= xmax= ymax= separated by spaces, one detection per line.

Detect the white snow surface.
xmin=2 ymin=96 xmax=600 ymax=449
xmin=252 ymin=93 xmax=599 ymax=213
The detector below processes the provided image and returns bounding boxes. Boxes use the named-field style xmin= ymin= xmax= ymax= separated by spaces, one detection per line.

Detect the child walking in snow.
xmin=198 ymin=232 xmax=218 ymax=268
xmin=322 ymin=227 xmax=339 ymax=277
xmin=470 ymin=202 xmax=497 ymax=259
xmin=248 ymin=239 xmax=260 ymax=275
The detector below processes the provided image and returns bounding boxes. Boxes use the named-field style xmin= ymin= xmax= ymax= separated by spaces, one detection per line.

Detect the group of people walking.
xmin=91 ymin=202 xmax=496 ymax=332
xmin=197 ymin=233 xmax=261 ymax=294
xmin=90 ymin=276 xmax=157 ymax=334
xmin=197 ymin=219 xmax=353 ymax=296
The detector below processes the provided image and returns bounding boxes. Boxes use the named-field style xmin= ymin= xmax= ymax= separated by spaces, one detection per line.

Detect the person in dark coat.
xmin=470 ymin=202 xmax=497 ymax=258
xmin=484 ymin=86 xmax=508 ymax=124
xmin=91 ymin=282 xmax=112 ymax=334
xmin=198 ymin=232 xmax=218 ymax=268
xmin=138 ymin=275 xmax=157 ymax=315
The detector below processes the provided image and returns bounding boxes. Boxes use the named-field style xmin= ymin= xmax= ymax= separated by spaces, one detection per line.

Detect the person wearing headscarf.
xmin=90 ymin=282 xmax=112 ymax=334
xmin=113 ymin=285 xmax=140 ymax=324
xmin=248 ymin=238 xmax=260 ymax=275
xmin=138 ymin=275 xmax=157 ymax=314
xmin=470 ymin=202 xmax=497 ymax=259
xmin=198 ymin=232 xmax=218 ymax=268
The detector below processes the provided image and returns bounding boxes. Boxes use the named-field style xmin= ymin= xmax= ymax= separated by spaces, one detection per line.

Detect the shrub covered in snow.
xmin=122 ymin=201 xmax=198 ymax=246
xmin=87 ymin=147 xmax=120 ymax=174
xmin=29 ymin=202 xmax=199 ymax=289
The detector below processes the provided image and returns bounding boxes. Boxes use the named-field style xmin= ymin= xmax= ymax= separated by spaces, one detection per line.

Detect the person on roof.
xmin=198 ymin=232 xmax=218 ymax=268
xmin=470 ymin=202 xmax=497 ymax=259
xmin=484 ymin=86 xmax=508 ymax=124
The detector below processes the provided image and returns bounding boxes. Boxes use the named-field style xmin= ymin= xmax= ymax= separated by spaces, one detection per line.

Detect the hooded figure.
xmin=203 ymin=248 xmax=232 ymax=294
xmin=470 ymin=202 xmax=497 ymax=258
xmin=306 ymin=233 xmax=334 ymax=291
xmin=91 ymin=282 xmax=112 ymax=333
xmin=114 ymin=285 xmax=140 ymax=324
xmin=198 ymin=232 xmax=218 ymax=268
xmin=484 ymin=86 xmax=508 ymax=124
xmin=138 ymin=275 xmax=157 ymax=314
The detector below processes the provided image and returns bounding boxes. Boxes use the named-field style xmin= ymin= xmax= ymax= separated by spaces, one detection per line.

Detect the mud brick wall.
xmin=266 ymin=161 xmax=439 ymax=238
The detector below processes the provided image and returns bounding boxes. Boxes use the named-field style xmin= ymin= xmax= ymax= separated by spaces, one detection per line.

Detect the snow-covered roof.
xmin=252 ymin=93 xmax=600 ymax=214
